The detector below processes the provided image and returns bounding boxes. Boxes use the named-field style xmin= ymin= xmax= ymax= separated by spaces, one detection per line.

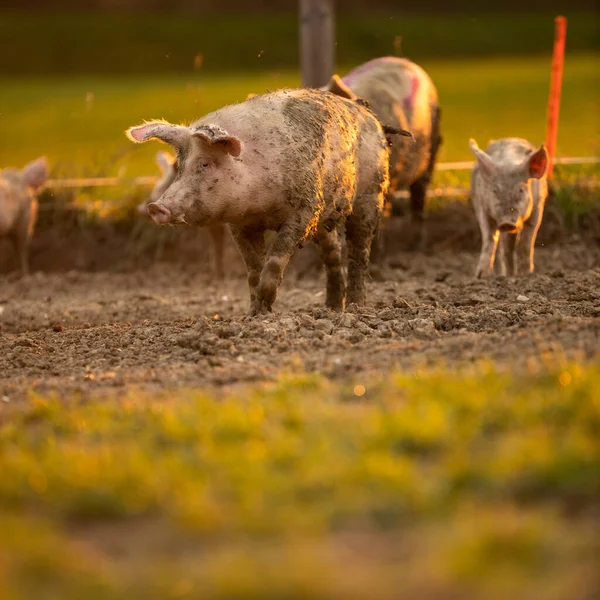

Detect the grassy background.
xmin=1 ymin=361 xmax=598 ymax=599
xmin=1 ymin=54 xmax=598 ymax=180
xmin=1 ymin=11 xmax=598 ymax=179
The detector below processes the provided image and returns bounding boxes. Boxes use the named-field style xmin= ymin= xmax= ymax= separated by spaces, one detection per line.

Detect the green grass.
xmin=1 ymin=53 xmax=598 ymax=181
xmin=1 ymin=361 xmax=598 ymax=599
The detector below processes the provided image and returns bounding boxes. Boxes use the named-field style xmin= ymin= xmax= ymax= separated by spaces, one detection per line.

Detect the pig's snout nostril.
xmin=147 ymin=203 xmax=172 ymax=225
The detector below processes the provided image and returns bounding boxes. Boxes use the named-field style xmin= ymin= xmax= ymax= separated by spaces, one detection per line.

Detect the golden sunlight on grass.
xmin=1 ymin=360 xmax=598 ymax=599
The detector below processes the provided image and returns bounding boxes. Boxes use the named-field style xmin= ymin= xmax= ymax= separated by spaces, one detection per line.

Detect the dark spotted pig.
xmin=138 ymin=151 xmax=226 ymax=279
xmin=469 ymin=138 xmax=549 ymax=278
xmin=0 ymin=157 xmax=48 ymax=275
xmin=126 ymin=88 xmax=391 ymax=317
xmin=324 ymin=57 xmax=442 ymax=253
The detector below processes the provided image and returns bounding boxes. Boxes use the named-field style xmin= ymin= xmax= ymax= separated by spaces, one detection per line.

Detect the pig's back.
xmin=342 ymin=57 xmax=438 ymax=188
xmin=196 ymin=88 xmax=384 ymax=189
xmin=343 ymin=57 xmax=438 ymax=129
xmin=195 ymin=89 xmax=387 ymax=222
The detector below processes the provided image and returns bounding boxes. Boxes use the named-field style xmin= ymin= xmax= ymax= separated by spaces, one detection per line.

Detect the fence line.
xmin=44 ymin=156 xmax=599 ymax=190
xmin=435 ymin=155 xmax=600 ymax=171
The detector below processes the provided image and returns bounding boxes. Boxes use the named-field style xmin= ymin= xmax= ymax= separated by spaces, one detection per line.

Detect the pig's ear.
xmin=469 ymin=138 xmax=497 ymax=178
xmin=22 ymin=156 xmax=48 ymax=190
xmin=126 ymin=121 xmax=189 ymax=148
xmin=325 ymin=74 xmax=357 ymax=100
xmin=526 ymin=145 xmax=549 ymax=179
xmin=156 ymin=151 xmax=176 ymax=174
xmin=192 ymin=127 xmax=242 ymax=157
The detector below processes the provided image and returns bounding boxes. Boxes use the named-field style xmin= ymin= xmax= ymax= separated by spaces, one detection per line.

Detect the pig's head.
xmin=469 ymin=139 xmax=548 ymax=233
xmin=126 ymin=120 xmax=242 ymax=226
xmin=137 ymin=151 xmax=177 ymax=216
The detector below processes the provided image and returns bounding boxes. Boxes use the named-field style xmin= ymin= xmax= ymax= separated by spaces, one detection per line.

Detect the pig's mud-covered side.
xmin=1 ymin=235 xmax=598 ymax=400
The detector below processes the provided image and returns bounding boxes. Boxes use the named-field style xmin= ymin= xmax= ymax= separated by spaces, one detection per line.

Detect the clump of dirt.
xmin=1 ymin=239 xmax=598 ymax=401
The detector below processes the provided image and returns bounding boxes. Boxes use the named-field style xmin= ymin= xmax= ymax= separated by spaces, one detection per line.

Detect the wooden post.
xmin=300 ymin=0 xmax=335 ymax=88
xmin=546 ymin=16 xmax=567 ymax=178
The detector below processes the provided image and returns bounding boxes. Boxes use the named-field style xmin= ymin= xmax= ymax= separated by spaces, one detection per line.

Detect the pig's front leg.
xmin=345 ymin=194 xmax=382 ymax=307
xmin=475 ymin=209 xmax=499 ymax=278
xmin=253 ymin=216 xmax=312 ymax=316
xmin=517 ymin=207 xmax=544 ymax=275
xmin=495 ymin=235 xmax=507 ymax=276
xmin=314 ymin=225 xmax=345 ymax=310
xmin=501 ymin=231 xmax=519 ymax=276
xmin=229 ymin=224 xmax=266 ymax=316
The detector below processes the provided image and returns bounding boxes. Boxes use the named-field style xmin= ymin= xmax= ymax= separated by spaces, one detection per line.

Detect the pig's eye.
xmin=202 ymin=163 xmax=210 ymax=168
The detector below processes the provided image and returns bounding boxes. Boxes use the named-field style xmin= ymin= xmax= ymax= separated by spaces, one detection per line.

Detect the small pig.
xmin=126 ymin=88 xmax=392 ymax=316
xmin=0 ymin=157 xmax=48 ymax=275
xmin=323 ymin=57 xmax=442 ymax=255
xmin=469 ymin=138 xmax=549 ymax=278
xmin=138 ymin=151 xmax=226 ymax=279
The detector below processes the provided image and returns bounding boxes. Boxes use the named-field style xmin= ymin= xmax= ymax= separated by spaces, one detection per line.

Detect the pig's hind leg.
xmin=345 ymin=193 xmax=383 ymax=306
xmin=314 ymin=225 xmax=345 ymax=310
xmin=408 ymin=106 xmax=442 ymax=251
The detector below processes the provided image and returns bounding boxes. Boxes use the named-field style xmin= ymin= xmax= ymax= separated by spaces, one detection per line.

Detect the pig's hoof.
xmin=244 ymin=303 xmax=272 ymax=319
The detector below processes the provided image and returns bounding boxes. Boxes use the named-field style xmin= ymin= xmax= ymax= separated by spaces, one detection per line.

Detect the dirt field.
xmin=1 ymin=222 xmax=599 ymax=401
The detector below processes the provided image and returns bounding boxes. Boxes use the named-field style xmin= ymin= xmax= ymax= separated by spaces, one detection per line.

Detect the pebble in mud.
xmin=314 ymin=319 xmax=334 ymax=335
xmin=337 ymin=313 xmax=357 ymax=328
xmin=280 ymin=317 xmax=299 ymax=332
xmin=408 ymin=318 xmax=437 ymax=337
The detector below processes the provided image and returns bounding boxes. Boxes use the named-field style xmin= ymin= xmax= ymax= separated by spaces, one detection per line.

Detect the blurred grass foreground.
xmin=1 ymin=361 xmax=599 ymax=599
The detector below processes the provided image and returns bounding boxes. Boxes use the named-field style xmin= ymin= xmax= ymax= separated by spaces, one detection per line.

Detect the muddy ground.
xmin=1 ymin=209 xmax=599 ymax=400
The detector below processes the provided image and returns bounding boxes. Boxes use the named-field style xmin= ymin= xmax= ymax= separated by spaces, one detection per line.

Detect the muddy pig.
xmin=126 ymin=88 xmax=392 ymax=316
xmin=0 ymin=157 xmax=48 ymax=275
xmin=138 ymin=151 xmax=226 ymax=279
xmin=323 ymin=57 xmax=442 ymax=255
xmin=469 ymin=138 xmax=549 ymax=278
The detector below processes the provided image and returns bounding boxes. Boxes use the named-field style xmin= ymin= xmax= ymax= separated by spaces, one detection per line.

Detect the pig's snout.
xmin=137 ymin=202 xmax=149 ymax=216
xmin=498 ymin=221 xmax=519 ymax=233
xmin=147 ymin=203 xmax=172 ymax=225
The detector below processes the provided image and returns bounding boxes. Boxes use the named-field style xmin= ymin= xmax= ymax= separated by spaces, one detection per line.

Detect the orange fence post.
xmin=546 ymin=16 xmax=567 ymax=178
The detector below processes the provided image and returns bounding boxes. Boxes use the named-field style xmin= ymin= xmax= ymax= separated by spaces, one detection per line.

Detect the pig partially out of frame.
xmin=138 ymin=151 xmax=226 ymax=279
xmin=0 ymin=157 xmax=48 ymax=275
xmin=126 ymin=88 xmax=397 ymax=317
xmin=469 ymin=138 xmax=549 ymax=278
